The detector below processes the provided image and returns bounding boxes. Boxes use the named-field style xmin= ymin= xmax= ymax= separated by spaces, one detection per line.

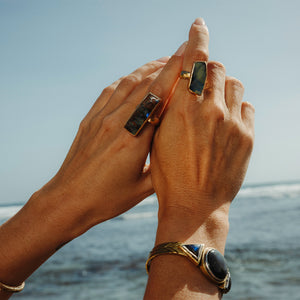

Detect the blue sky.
xmin=0 ymin=0 xmax=299 ymax=204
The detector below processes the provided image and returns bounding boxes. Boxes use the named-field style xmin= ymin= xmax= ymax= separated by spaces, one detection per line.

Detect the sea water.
xmin=1 ymin=181 xmax=299 ymax=299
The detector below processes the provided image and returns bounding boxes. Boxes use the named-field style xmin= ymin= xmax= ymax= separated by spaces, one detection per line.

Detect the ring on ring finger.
xmin=124 ymin=92 xmax=162 ymax=136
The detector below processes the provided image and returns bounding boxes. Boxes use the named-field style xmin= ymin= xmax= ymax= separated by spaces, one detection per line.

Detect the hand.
xmin=145 ymin=18 xmax=255 ymax=300
xmin=151 ymin=18 xmax=255 ymax=245
xmin=35 ymin=54 xmax=186 ymax=234
xmin=39 ymin=60 xmax=161 ymax=226
xmin=0 ymin=56 xmax=185 ymax=294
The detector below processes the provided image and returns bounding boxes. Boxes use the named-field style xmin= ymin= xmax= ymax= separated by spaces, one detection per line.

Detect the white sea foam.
xmin=138 ymin=183 xmax=300 ymax=203
xmin=0 ymin=205 xmax=22 ymax=221
xmin=238 ymin=182 xmax=300 ymax=199
xmin=1 ymin=183 xmax=299 ymax=222
xmin=121 ymin=211 xmax=156 ymax=220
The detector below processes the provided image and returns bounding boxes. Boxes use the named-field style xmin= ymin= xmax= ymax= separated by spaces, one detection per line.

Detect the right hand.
xmin=151 ymin=18 xmax=255 ymax=240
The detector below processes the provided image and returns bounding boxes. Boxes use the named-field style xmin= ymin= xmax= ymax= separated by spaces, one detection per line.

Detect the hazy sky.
xmin=0 ymin=0 xmax=299 ymax=204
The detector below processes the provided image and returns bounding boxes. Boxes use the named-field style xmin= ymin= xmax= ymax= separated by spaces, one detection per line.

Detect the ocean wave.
xmin=0 ymin=205 xmax=22 ymax=221
xmin=121 ymin=211 xmax=156 ymax=220
xmin=238 ymin=182 xmax=300 ymax=200
xmin=1 ymin=182 xmax=299 ymax=222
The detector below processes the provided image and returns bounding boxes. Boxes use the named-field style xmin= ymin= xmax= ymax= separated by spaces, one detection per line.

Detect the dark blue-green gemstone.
xmin=206 ymin=249 xmax=228 ymax=281
xmin=124 ymin=93 xmax=160 ymax=136
xmin=189 ymin=61 xmax=207 ymax=96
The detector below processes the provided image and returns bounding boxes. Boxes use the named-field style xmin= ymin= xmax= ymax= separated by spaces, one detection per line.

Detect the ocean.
xmin=1 ymin=181 xmax=299 ymax=299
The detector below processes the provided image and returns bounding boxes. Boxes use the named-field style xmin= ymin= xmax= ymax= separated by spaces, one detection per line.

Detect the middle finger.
xmin=174 ymin=18 xmax=210 ymax=106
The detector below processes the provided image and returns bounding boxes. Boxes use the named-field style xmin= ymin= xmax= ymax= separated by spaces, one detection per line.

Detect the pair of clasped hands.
xmin=0 ymin=18 xmax=254 ymax=299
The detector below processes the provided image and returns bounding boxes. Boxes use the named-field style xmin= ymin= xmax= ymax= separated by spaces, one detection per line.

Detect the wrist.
xmin=31 ymin=183 xmax=92 ymax=244
xmin=0 ymin=186 xmax=89 ymax=287
xmin=146 ymin=204 xmax=229 ymax=299
xmin=155 ymin=202 xmax=229 ymax=253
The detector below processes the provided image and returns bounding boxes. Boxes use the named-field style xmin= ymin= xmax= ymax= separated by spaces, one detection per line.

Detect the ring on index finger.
xmin=180 ymin=61 xmax=207 ymax=96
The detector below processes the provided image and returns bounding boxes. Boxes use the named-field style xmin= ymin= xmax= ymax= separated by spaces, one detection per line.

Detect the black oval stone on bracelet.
xmin=146 ymin=242 xmax=231 ymax=294
xmin=206 ymin=249 xmax=228 ymax=281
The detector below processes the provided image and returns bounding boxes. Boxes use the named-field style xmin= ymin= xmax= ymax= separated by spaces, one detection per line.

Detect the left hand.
xmin=36 ymin=55 xmax=183 ymax=234
xmin=0 ymin=57 xmax=184 ymax=293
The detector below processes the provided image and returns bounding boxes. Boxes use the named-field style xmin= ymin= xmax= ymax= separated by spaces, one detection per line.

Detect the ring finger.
xmin=120 ymin=51 xmax=185 ymax=139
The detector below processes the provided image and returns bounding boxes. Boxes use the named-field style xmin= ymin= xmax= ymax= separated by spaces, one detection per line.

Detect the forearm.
xmin=0 ymin=57 xmax=173 ymax=298
xmin=0 ymin=187 xmax=90 ymax=298
xmin=144 ymin=198 xmax=229 ymax=300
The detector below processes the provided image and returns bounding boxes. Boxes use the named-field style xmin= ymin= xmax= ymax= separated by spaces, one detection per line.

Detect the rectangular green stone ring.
xmin=124 ymin=92 xmax=161 ymax=136
xmin=189 ymin=61 xmax=207 ymax=96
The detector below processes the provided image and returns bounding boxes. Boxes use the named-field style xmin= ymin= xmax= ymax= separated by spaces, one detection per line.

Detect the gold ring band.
xmin=180 ymin=71 xmax=191 ymax=80
xmin=148 ymin=116 xmax=160 ymax=125
xmin=124 ymin=92 xmax=161 ymax=136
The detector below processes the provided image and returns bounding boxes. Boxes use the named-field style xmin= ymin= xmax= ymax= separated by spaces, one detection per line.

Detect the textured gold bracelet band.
xmin=0 ymin=280 xmax=25 ymax=293
xmin=146 ymin=242 xmax=231 ymax=294
xmin=146 ymin=242 xmax=204 ymax=273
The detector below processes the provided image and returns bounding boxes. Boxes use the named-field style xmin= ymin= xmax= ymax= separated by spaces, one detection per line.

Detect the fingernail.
xmin=174 ymin=41 xmax=187 ymax=56
xmin=194 ymin=17 xmax=205 ymax=26
xmin=156 ymin=56 xmax=170 ymax=63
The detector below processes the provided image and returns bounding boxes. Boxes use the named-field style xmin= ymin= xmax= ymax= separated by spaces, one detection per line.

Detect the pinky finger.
xmin=241 ymin=101 xmax=255 ymax=134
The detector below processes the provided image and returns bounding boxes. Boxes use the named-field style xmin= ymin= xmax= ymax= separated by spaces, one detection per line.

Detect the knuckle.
xmin=122 ymin=101 xmax=137 ymax=114
xmin=148 ymin=60 xmax=164 ymax=69
xmin=79 ymin=118 xmax=89 ymax=133
xmin=127 ymin=73 xmax=141 ymax=85
xmin=141 ymin=75 xmax=155 ymax=89
xmin=119 ymin=73 xmax=140 ymax=88
xmin=149 ymin=83 xmax=163 ymax=99
xmin=203 ymin=102 xmax=225 ymax=121
xmin=213 ymin=105 xmax=225 ymax=121
xmin=248 ymin=134 xmax=255 ymax=150
xmin=226 ymin=76 xmax=244 ymax=92
xmin=190 ymin=47 xmax=209 ymax=62
xmin=118 ymin=75 xmax=126 ymax=81
xmin=228 ymin=118 xmax=254 ymax=150
xmin=242 ymin=101 xmax=255 ymax=113
xmin=203 ymin=86 xmax=214 ymax=98
xmin=101 ymin=113 xmax=118 ymax=132
xmin=101 ymin=85 xmax=115 ymax=98
xmin=137 ymin=60 xmax=161 ymax=75
xmin=241 ymin=130 xmax=254 ymax=151
xmin=208 ymin=61 xmax=226 ymax=74
xmin=228 ymin=118 xmax=241 ymax=135
xmin=103 ymin=85 xmax=115 ymax=95
xmin=205 ymin=62 xmax=226 ymax=96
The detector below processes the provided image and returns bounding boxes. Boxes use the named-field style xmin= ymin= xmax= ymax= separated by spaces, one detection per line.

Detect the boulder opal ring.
xmin=124 ymin=92 xmax=161 ymax=136
xmin=180 ymin=61 xmax=207 ymax=96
